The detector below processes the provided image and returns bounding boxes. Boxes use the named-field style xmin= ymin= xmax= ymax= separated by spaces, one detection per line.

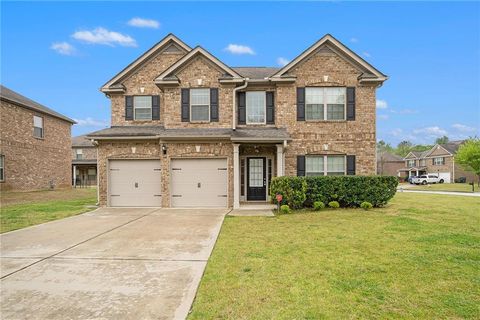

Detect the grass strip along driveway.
xmin=189 ymin=193 xmax=479 ymax=319
xmin=400 ymin=182 xmax=478 ymax=193
xmin=1 ymin=188 xmax=97 ymax=233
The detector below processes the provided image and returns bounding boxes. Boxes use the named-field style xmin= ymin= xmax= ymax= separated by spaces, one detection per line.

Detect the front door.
xmin=247 ymin=157 xmax=266 ymax=201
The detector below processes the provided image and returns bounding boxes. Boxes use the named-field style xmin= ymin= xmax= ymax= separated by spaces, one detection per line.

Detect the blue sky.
xmin=2 ymin=1 xmax=479 ymax=145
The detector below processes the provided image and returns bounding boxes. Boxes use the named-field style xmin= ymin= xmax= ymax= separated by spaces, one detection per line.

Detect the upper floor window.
xmin=33 ymin=115 xmax=44 ymax=138
xmin=419 ymin=159 xmax=426 ymax=166
xmin=0 ymin=155 xmax=4 ymax=182
xmin=134 ymin=96 xmax=152 ymax=120
xmin=305 ymin=87 xmax=346 ymax=121
xmin=306 ymin=155 xmax=345 ymax=176
xmin=433 ymin=157 xmax=445 ymax=165
xmin=407 ymin=160 xmax=415 ymax=167
xmin=190 ymin=88 xmax=210 ymax=122
xmin=76 ymin=149 xmax=83 ymax=160
xmin=246 ymin=91 xmax=266 ymax=124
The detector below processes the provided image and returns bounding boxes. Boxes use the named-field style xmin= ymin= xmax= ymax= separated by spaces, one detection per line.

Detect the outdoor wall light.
xmin=162 ymin=144 xmax=167 ymax=155
xmin=323 ymin=75 xmax=329 ymax=82
xmin=140 ymin=87 xmax=145 ymax=93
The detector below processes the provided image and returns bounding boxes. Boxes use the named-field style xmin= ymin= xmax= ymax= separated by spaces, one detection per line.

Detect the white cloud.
xmin=390 ymin=108 xmax=418 ymax=114
xmin=72 ymin=27 xmax=137 ymax=47
xmin=378 ymin=114 xmax=389 ymax=120
xmin=224 ymin=44 xmax=255 ymax=55
xmin=350 ymin=37 xmax=359 ymax=43
xmin=50 ymin=42 xmax=76 ymax=55
xmin=413 ymin=126 xmax=448 ymax=137
xmin=452 ymin=123 xmax=477 ymax=133
xmin=277 ymin=57 xmax=289 ymax=67
xmin=127 ymin=17 xmax=160 ymax=29
xmin=73 ymin=117 xmax=109 ymax=127
xmin=363 ymin=51 xmax=371 ymax=58
xmin=389 ymin=128 xmax=403 ymax=137
xmin=376 ymin=99 xmax=388 ymax=109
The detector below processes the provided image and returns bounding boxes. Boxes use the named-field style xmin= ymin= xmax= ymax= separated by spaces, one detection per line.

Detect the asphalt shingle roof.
xmin=0 ymin=85 xmax=75 ymax=123
xmin=72 ymin=135 xmax=96 ymax=147
xmin=232 ymin=67 xmax=280 ymax=79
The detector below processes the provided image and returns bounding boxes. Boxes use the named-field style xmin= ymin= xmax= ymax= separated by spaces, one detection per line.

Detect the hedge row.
xmin=270 ymin=176 xmax=398 ymax=209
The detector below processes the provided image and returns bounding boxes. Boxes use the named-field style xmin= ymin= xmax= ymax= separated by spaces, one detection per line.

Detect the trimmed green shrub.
xmin=270 ymin=175 xmax=398 ymax=208
xmin=328 ymin=201 xmax=340 ymax=209
xmin=360 ymin=201 xmax=373 ymax=210
xmin=270 ymin=176 xmax=307 ymax=209
xmin=280 ymin=204 xmax=291 ymax=214
xmin=313 ymin=201 xmax=325 ymax=211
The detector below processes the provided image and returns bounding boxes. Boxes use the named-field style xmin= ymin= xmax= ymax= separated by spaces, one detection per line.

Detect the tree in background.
xmin=396 ymin=141 xmax=413 ymax=157
xmin=435 ymin=136 xmax=449 ymax=145
xmin=377 ymin=140 xmax=394 ymax=153
xmin=455 ymin=138 xmax=480 ymax=186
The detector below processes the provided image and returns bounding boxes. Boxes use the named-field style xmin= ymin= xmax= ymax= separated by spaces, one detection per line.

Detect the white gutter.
xmin=232 ymin=79 xmax=249 ymax=130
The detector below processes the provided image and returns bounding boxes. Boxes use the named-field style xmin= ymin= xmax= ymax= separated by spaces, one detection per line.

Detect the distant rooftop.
xmin=232 ymin=67 xmax=280 ymax=79
xmin=72 ymin=135 xmax=96 ymax=147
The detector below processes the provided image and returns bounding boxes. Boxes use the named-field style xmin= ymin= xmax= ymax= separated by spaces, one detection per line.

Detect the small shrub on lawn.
xmin=313 ymin=201 xmax=325 ymax=211
xmin=269 ymin=176 xmax=307 ymax=209
xmin=328 ymin=201 xmax=340 ymax=209
xmin=280 ymin=205 xmax=291 ymax=214
xmin=360 ymin=201 xmax=373 ymax=210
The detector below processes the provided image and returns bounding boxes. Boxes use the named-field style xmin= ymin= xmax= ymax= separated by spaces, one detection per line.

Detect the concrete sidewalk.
xmin=397 ymin=189 xmax=480 ymax=197
xmin=1 ymin=208 xmax=227 ymax=320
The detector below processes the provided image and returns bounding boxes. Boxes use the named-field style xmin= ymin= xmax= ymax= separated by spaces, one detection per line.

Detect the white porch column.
xmin=73 ymin=165 xmax=76 ymax=188
xmin=276 ymin=144 xmax=284 ymax=177
xmin=233 ymin=144 xmax=240 ymax=209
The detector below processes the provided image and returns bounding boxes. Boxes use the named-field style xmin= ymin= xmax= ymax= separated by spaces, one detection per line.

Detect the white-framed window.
xmin=190 ymin=88 xmax=210 ymax=122
xmin=76 ymin=149 xmax=83 ymax=160
xmin=306 ymin=155 xmax=346 ymax=176
xmin=433 ymin=157 xmax=445 ymax=165
xmin=33 ymin=115 xmax=44 ymax=138
xmin=0 ymin=155 xmax=4 ymax=182
xmin=133 ymin=96 xmax=152 ymax=120
xmin=419 ymin=159 xmax=426 ymax=166
xmin=246 ymin=91 xmax=266 ymax=124
xmin=407 ymin=160 xmax=415 ymax=167
xmin=305 ymin=87 xmax=346 ymax=121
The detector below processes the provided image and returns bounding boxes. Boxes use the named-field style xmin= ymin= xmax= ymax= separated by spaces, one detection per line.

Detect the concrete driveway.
xmin=1 ymin=207 xmax=227 ymax=320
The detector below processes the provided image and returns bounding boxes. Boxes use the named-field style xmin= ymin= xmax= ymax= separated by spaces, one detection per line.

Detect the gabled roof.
xmin=232 ymin=67 xmax=280 ymax=79
xmin=155 ymin=46 xmax=243 ymax=84
xmin=0 ymin=85 xmax=75 ymax=123
xmin=72 ymin=135 xmax=96 ymax=147
xmin=101 ymin=34 xmax=191 ymax=93
xmin=424 ymin=141 xmax=464 ymax=157
xmin=378 ymin=151 xmax=404 ymax=162
xmin=271 ymin=34 xmax=387 ymax=83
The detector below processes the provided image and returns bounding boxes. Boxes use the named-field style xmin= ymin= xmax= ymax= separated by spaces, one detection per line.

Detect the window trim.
xmin=407 ymin=159 xmax=416 ymax=168
xmin=306 ymin=155 xmax=346 ymax=176
xmin=133 ymin=96 xmax=153 ymax=121
xmin=305 ymin=87 xmax=346 ymax=121
xmin=33 ymin=115 xmax=44 ymax=139
xmin=76 ymin=149 xmax=83 ymax=160
xmin=189 ymin=88 xmax=211 ymax=122
xmin=433 ymin=157 xmax=445 ymax=166
xmin=246 ymin=91 xmax=267 ymax=125
xmin=0 ymin=154 xmax=4 ymax=182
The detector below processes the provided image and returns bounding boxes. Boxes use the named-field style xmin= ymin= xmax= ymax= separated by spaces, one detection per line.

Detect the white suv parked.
xmin=412 ymin=174 xmax=445 ymax=185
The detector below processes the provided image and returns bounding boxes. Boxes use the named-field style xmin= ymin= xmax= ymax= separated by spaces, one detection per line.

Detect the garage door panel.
xmin=171 ymin=159 xmax=228 ymax=208
xmin=109 ymin=160 xmax=162 ymax=207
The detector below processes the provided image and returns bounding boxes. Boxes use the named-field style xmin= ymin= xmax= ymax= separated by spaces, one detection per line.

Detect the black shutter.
xmin=347 ymin=87 xmax=355 ymax=121
xmin=297 ymin=155 xmax=306 ymax=176
xmin=181 ymin=89 xmax=190 ymax=122
xmin=266 ymin=92 xmax=275 ymax=124
xmin=125 ymin=96 xmax=133 ymax=120
xmin=347 ymin=155 xmax=356 ymax=175
xmin=152 ymin=95 xmax=160 ymax=120
xmin=210 ymin=88 xmax=219 ymax=122
xmin=297 ymin=87 xmax=305 ymax=121
xmin=238 ymin=92 xmax=246 ymax=125
xmin=432 ymin=158 xmax=435 ymax=165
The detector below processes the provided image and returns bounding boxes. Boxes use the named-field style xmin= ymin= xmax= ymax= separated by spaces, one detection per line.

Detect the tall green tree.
xmin=455 ymin=138 xmax=480 ymax=185
xmin=396 ymin=141 xmax=413 ymax=157
xmin=435 ymin=136 xmax=449 ymax=144
xmin=377 ymin=140 xmax=393 ymax=153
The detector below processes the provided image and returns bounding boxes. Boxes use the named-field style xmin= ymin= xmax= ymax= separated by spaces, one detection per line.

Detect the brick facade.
xmin=0 ymin=100 xmax=72 ymax=191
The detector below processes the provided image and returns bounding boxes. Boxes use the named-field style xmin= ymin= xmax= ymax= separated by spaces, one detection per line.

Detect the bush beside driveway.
xmin=189 ymin=193 xmax=480 ymax=319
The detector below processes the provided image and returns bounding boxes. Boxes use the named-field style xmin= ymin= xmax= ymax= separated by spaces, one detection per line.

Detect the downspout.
xmin=232 ymin=79 xmax=249 ymax=130
xmin=91 ymin=139 xmax=100 ymax=206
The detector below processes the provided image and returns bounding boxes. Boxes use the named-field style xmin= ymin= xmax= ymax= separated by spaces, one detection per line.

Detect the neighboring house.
xmin=399 ymin=141 xmax=476 ymax=183
xmin=0 ymin=85 xmax=75 ymax=191
xmin=377 ymin=151 xmax=404 ymax=176
xmin=72 ymin=135 xmax=97 ymax=187
xmin=88 ymin=33 xmax=387 ymax=208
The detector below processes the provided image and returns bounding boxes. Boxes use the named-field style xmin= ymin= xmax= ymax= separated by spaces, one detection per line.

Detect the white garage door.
xmin=109 ymin=159 xmax=162 ymax=207
xmin=438 ymin=172 xmax=451 ymax=183
xmin=171 ymin=158 xmax=228 ymax=208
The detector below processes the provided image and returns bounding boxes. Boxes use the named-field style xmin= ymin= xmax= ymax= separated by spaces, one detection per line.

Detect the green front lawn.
xmin=402 ymin=182 xmax=478 ymax=193
xmin=189 ymin=193 xmax=480 ymax=319
xmin=1 ymin=188 xmax=97 ymax=233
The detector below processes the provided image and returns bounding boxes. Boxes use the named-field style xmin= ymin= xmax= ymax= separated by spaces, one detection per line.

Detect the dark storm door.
xmin=247 ymin=157 xmax=266 ymax=201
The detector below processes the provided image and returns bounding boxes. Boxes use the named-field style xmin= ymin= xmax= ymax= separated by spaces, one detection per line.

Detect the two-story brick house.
xmin=72 ymin=135 xmax=97 ymax=187
xmin=88 ymin=34 xmax=387 ymax=208
xmin=0 ymin=85 xmax=75 ymax=191
xmin=399 ymin=140 xmax=476 ymax=183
